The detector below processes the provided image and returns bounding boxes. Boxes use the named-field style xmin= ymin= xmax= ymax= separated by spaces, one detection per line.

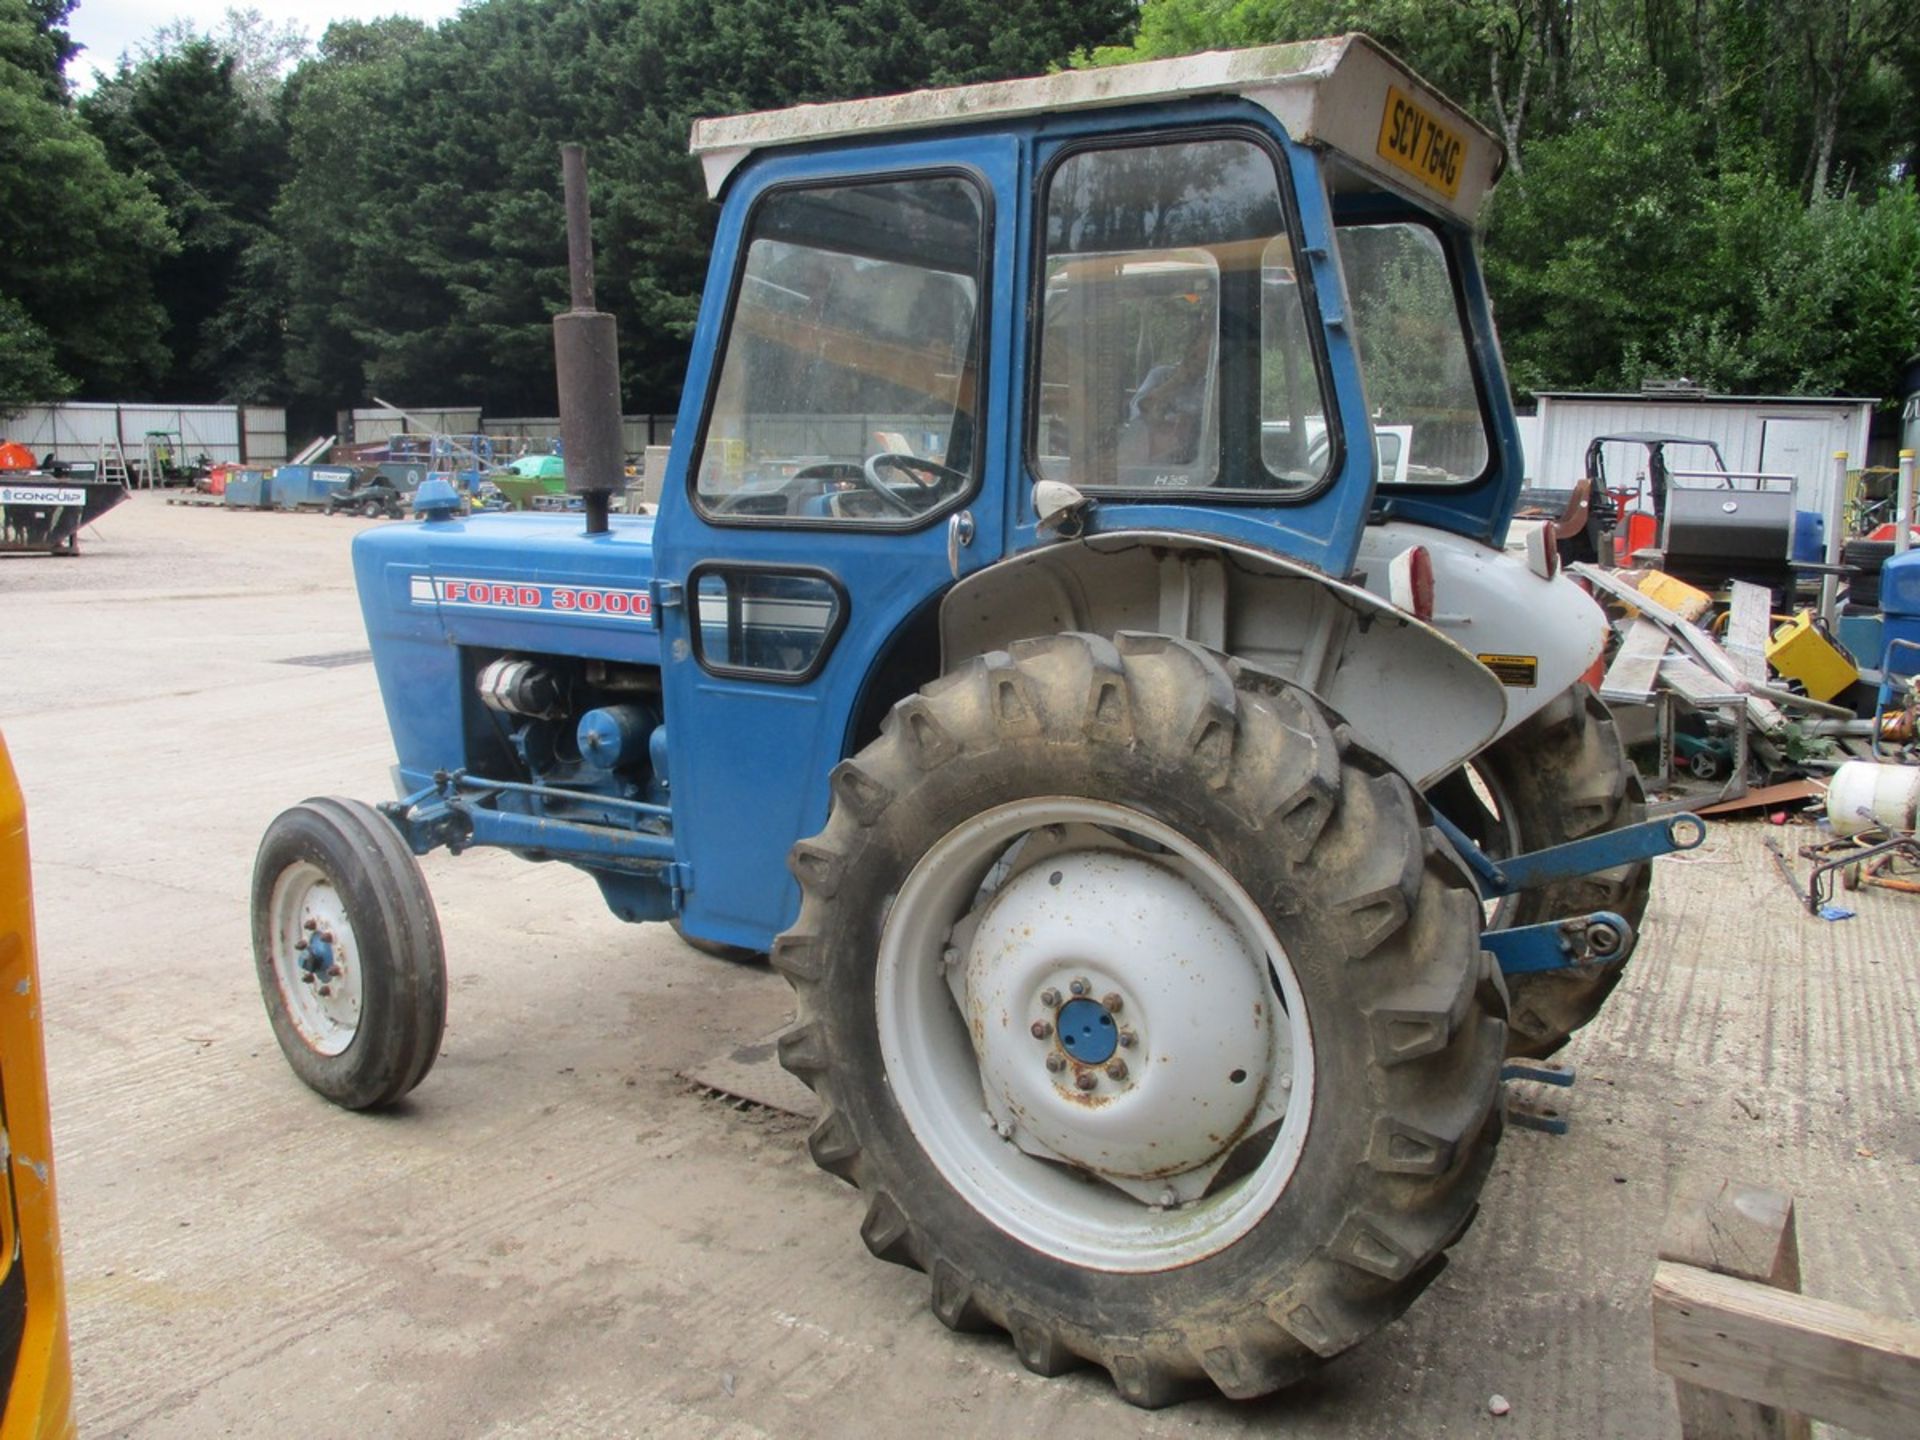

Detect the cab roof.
xmin=689 ymin=34 xmax=1504 ymax=224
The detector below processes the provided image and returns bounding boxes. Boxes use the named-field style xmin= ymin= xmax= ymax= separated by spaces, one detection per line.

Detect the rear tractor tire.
xmin=251 ymin=797 xmax=447 ymax=1109
xmin=774 ymin=633 xmax=1506 ymax=1406
xmin=1428 ymin=684 xmax=1649 ymax=1059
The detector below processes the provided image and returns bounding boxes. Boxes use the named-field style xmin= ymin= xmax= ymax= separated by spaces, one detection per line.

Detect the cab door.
xmin=651 ymin=136 xmax=1019 ymax=951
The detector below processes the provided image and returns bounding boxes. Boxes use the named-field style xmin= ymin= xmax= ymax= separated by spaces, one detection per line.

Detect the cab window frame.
xmin=688 ymin=164 xmax=996 ymax=533
xmin=1022 ymin=123 xmax=1345 ymax=506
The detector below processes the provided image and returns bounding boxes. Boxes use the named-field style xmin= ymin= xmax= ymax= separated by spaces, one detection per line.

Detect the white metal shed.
xmin=1526 ymin=391 xmax=1875 ymax=519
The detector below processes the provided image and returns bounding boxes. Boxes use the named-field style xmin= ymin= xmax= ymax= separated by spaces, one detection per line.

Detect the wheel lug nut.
xmin=1038 ymin=987 xmax=1060 ymax=1008
xmin=1069 ymin=978 xmax=1090 ymax=997
xmin=303 ymin=918 xmax=318 ymax=932
xmin=1118 ymin=1029 xmax=1137 ymax=1049
xmin=1044 ymin=1053 xmax=1065 ymax=1074
xmin=1101 ymin=992 xmax=1122 ymax=1013
xmin=294 ymin=939 xmax=308 ymax=951
xmin=1030 ymin=1020 xmax=1052 ymax=1040
xmin=300 ymin=973 xmax=314 ymax=985
xmin=317 ymin=985 xmax=331 ymax=997
xmin=1105 ymin=1059 xmax=1128 ymax=1081
xmin=1074 ymin=1071 xmax=1097 ymax=1092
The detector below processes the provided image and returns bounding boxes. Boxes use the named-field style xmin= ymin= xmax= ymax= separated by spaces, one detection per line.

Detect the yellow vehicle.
xmin=0 ymin=734 xmax=73 ymax=1440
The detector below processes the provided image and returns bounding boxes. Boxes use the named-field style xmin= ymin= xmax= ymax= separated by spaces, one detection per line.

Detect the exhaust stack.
xmin=553 ymin=143 xmax=623 ymax=536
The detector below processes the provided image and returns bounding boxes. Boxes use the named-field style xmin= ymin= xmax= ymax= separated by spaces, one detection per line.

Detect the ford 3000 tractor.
xmin=251 ymin=36 xmax=1698 ymax=1406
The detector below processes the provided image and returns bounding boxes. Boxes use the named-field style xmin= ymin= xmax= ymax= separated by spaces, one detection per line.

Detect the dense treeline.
xmin=1097 ymin=0 xmax=1920 ymax=401
xmin=2 ymin=0 xmax=1916 ymax=431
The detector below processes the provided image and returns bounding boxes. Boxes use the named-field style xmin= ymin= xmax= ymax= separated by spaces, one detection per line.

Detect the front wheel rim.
xmin=875 ymin=797 xmax=1316 ymax=1273
xmin=266 ymin=861 xmax=363 ymax=1055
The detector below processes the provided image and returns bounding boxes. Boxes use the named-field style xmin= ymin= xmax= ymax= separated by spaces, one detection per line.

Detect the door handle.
xmin=947 ymin=509 xmax=975 ymax=579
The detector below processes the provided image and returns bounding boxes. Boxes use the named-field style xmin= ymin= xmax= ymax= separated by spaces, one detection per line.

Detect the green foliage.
xmin=0 ymin=0 xmax=174 ymax=400
xmin=274 ymin=0 xmax=1132 ymax=420
xmin=82 ymin=36 xmax=290 ymax=400
xmin=0 ymin=294 xmax=73 ymax=410
xmin=1091 ymin=0 xmax=1920 ymax=402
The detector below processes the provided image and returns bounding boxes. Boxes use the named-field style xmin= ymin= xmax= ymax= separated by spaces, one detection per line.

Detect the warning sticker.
xmin=1477 ymin=653 xmax=1539 ymax=687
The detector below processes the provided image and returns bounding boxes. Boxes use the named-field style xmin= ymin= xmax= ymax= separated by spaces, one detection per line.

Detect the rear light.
xmin=1512 ymin=518 xmax=1558 ymax=579
xmin=1388 ymin=545 xmax=1435 ymax=621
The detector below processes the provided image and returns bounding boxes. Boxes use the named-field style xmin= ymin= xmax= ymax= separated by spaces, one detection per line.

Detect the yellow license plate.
xmin=1376 ymin=86 xmax=1466 ymax=199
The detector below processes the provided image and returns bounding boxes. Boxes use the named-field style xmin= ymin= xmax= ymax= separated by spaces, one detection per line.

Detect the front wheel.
xmin=775 ymin=634 xmax=1505 ymax=1405
xmin=251 ymin=797 xmax=447 ymax=1109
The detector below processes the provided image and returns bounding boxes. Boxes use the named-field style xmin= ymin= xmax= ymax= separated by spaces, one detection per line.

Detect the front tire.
xmin=775 ymin=634 xmax=1504 ymax=1405
xmin=251 ymin=797 xmax=447 ymax=1109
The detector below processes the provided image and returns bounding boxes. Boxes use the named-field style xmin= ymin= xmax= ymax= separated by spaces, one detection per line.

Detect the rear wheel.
xmin=252 ymin=797 xmax=447 ymax=1109
xmin=775 ymin=633 xmax=1504 ymax=1405
xmin=1428 ymin=685 xmax=1649 ymax=1058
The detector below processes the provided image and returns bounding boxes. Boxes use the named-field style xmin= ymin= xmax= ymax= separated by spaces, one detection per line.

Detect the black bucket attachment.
xmin=0 ymin=476 xmax=129 ymax=555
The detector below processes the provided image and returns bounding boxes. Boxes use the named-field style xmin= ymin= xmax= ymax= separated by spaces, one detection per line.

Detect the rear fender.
xmin=1355 ymin=521 xmax=1610 ymax=739
xmin=939 ymin=531 xmax=1505 ymax=788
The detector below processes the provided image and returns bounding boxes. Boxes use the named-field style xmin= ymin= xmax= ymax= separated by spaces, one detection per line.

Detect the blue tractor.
xmin=251 ymin=36 xmax=1699 ymax=1405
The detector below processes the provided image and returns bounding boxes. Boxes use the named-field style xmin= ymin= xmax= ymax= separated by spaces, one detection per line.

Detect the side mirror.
xmin=1032 ymin=479 xmax=1093 ymax=538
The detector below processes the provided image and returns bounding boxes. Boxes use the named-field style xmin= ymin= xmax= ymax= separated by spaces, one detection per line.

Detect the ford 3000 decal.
xmin=410 ymin=574 xmax=653 ymax=620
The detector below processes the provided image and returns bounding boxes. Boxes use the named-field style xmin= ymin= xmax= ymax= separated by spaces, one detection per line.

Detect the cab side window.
xmin=1033 ymin=136 xmax=1331 ymax=497
xmin=695 ymin=174 xmax=987 ymax=525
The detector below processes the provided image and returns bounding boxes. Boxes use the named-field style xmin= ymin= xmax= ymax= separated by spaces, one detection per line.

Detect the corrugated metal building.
xmin=1526 ymin=391 xmax=1875 ymax=519
xmin=0 ymin=402 xmax=287 ymax=467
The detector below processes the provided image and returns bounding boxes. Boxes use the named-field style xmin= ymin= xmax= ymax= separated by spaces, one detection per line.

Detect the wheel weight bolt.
xmin=1105 ymin=1059 xmax=1128 ymax=1081
xmin=1118 ymin=1029 xmax=1137 ymax=1049
xmin=1068 ymin=977 xmax=1090 ymax=997
xmin=1038 ymin=987 xmax=1061 ymax=1009
xmin=1030 ymin=1020 xmax=1052 ymax=1040
xmin=1101 ymin=992 xmax=1122 ymax=1013
xmin=1073 ymin=1071 xmax=1097 ymax=1092
xmin=1044 ymin=1053 xmax=1065 ymax=1074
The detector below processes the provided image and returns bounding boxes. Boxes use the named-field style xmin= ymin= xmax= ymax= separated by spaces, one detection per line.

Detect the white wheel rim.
xmin=267 ymin=861 xmax=363 ymax=1056
xmin=875 ymin=798 xmax=1316 ymax=1273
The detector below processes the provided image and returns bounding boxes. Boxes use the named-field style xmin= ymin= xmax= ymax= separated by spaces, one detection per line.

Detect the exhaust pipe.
xmin=554 ymin=143 xmax=623 ymax=536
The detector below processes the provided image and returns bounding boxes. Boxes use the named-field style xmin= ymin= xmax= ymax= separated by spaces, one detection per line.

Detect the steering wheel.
xmin=862 ymin=453 xmax=967 ymax=516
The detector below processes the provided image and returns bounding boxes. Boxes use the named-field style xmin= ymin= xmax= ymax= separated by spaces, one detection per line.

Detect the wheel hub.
xmin=268 ymin=864 xmax=362 ymax=1055
xmin=951 ymin=846 xmax=1281 ymax=1198
xmin=1053 ymin=997 xmax=1119 ymax=1065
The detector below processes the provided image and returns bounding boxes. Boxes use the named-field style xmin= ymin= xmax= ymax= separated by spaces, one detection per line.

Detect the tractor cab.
xmin=670 ymin=33 xmax=1518 ymax=580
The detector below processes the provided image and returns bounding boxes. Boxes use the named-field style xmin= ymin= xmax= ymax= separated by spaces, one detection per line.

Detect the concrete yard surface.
xmin=2 ymin=494 xmax=1916 ymax=1438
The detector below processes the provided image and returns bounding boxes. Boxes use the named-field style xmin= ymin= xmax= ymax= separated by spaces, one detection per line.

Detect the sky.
xmin=64 ymin=0 xmax=469 ymax=88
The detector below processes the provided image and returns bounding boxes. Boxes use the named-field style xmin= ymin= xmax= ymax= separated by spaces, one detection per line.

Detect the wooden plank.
xmin=1603 ymin=619 xmax=1670 ymax=703
xmin=1661 ymin=1178 xmax=1802 ymax=1290
xmin=1651 ymin=1262 xmax=1920 ymax=1440
xmin=1659 ymin=1180 xmax=1809 ymax=1440
xmin=1695 ymin=779 xmax=1822 ymax=817
xmin=1726 ymin=582 xmax=1773 ymax=687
